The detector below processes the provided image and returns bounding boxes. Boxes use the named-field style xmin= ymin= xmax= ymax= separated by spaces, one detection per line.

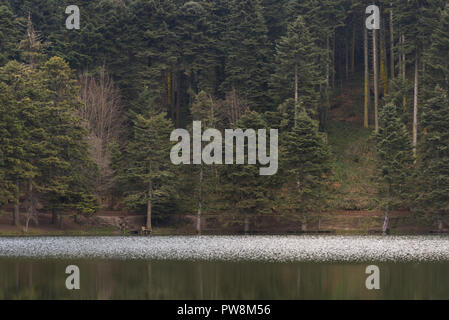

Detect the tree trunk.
xmin=380 ymin=9 xmax=389 ymax=95
xmin=51 ymin=208 xmax=58 ymax=225
xmin=295 ymin=64 xmax=299 ymax=127
xmin=167 ymin=71 xmax=171 ymax=111
xmin=294 ymin=63 xmax=298 ymax=127
xmin=25 ymin=179 xmax=37 ymax=232
xmin=332 ymin=35 xmax=335 ymax=89
xmin=170 ymin=71 xmax=175 ymax=120
xmin=413 ymin=52 xmax=419 ymax=157
xmin=294 ymin=63 xmax=298 ymax=106
xmin=389 ymin=3 xmax=394 ymax=79
xmin=244 ymin=213 xmax=249 ymax=234
xmin=345 ymin=34 xmax=349 ymax=80
xmin=25 ymin=217 xmax=30 ymax=233
xmin=176 ymin=72 xmax=181 ymax=128
xmin=382 ymin=191 xmax=391 ymax=235
xmin=373 ymin=28 xmax=379 ymax=132
xmin=196 ymin=166 xmax=203 ymax=235
xmin=147 ymin=176 xmax=153 ymax=234
xmin=301 ymin=214 xmax=307 ymax=232
xmin=326 ymin=36 xmax=330 ymax=89
xmin=13 ymin=179 xmax=20 ymax=226
xmin=13 ymin=203 xmax=20 ymax=226
xmin=364 ymin=26 xmax=369 ymax=129
xmin=59 ymin=215 xmax=63 ymax=229
xmin=401 ymin=34 xmax=407 ymax=112
xmin=382 ymin=212 xmax=390 ymax=235
xmin=351 ymin=26 xmax=356 ymax=74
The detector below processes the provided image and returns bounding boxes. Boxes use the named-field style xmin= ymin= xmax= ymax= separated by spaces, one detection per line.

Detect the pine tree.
xmin=133 ymin=0 xmax=180 ymax=120
xmin=394 ymin=0 xmax=445 ymax=155
xmin=0 ymin=77 xmax=31 ymax=225
xmin=415 ymin=88 xmax=449 ymax=231
xmin=0 ymin=4 xmax=22 ymax=66
xmin=221 ymin=0 xmax=272 ymax=111
xmin=124 ymin=112 xmax=175 ymax=233
xmin=375 ymin=103 xmax=414 ymax=234
xmin=190 ymin=91 xmax=218 ymax=234
xmin=0 ymin=56 xmax=98 ymax=229
xmin=175 ymin=1 xmax=215 ymax=95
xmin=38 ymin=57 xmax=98 ymax=224
xmin=364 ymin=19 xmax=370 ymax=128
xmin=261 ymin=0 xmax=289 ymax=46
xmin=219 ymin=111 xmax=272 ymax=233
xmin=425 ymin=7 xmax=449 ymax=93
xmin=285 ymin=0 xmax=346 ymax=130
xmin=271 ymin=16 xmax=321 ymax=117
xmin=280 ymin=110 xmax=332 ymax=231
xmin=0 ymin=60 xmax=41 ymax=228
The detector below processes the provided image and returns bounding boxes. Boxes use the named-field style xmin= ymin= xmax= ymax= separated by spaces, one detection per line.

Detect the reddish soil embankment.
xmin=0 ymin=209 xmax=446 ymax=235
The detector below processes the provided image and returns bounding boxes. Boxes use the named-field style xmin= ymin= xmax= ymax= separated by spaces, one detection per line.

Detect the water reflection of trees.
xmin=0 ymin=259 xmax=447 ymax=299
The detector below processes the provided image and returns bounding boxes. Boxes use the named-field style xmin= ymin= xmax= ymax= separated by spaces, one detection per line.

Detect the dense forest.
xmin=0 ymin=0 xmax=448 ymax=234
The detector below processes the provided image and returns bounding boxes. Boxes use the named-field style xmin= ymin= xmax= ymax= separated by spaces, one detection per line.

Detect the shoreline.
xmin=0 ymin=209 xmax=446 ymax=237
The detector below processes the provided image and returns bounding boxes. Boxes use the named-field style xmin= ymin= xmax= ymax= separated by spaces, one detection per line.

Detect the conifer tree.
xmin=133 ymin=0 xmax=180 ymax=120
xmin=271 ymin=16 xmax=321 ymax=116
xmin=0 ymin=5 xmax=22 ymax=66
xmin=280 ymin=110 xmax=332 ymax=231
xmin=394 ymin=0 xmax=445 ymax=154
xmin=0 ymin=79 xmax=30 ymax=225
xmin=0 ymin=55 xmax=98 ymax=229
xmin=261 ymin=0 xmax=289 ymax=46
xmin=38 ymin=57 xmax=98 ymax=223
xmin=219 ymin=111 xmax=272 ymax=233
xmin=425 ymin=7 xmax=449 ymax=92
xmin=415 ymin=88 xmax=449 ymax=231
xmin=190 ymin=91 xmax=218 ymax=234
xmin=375 ymin=103 xmax=414 ymax=234
xmin=124 ymin=112 xmax=175 ymax=233
xmin=0 ymin=61 xmax=42 ymax=228
xmin=221 ymin=0 xmax=272 ymax=111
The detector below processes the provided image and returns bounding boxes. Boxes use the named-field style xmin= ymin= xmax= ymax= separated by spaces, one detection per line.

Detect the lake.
xmin=0 ymin=235 xmax=448 ymax=299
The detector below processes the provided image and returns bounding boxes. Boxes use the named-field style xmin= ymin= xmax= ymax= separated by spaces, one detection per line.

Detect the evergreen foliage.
xmin=375 ymin=103 xmax=414 ymax=233
xmin=415 ymin=88 xmax=449 ymax=230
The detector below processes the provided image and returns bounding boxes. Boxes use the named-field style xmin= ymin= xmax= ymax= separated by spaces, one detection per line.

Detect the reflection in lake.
xmin=0 ymin=259 xmax=448 ymax=299
xmin=0 ymin=235 xmax=448 ymax=299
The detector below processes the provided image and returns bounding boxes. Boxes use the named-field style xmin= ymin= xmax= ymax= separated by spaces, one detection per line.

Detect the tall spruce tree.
xmin=425 ymin=7 xmax=449 ymax=93
xmin=280 ymin=110 xmax=331 ymax=231
xmin=0 ymin=4 xmax=22 ymax=66
xmin=271 ymin=15 xmax=321 ymax=117
xmin=221 ymin=0 xmax=272 ymax=111
xmin=219 ymin=111 xmax=272 ymax=233
xmin=38 ymin=57 xmax=98 ymax=224
xmin=123 ymin=112 xmax=175 ymax=233
xmin=375 ymin=103 xmax=414 ymax=234
xmin=0 ymin=78 xmax=31 ymax=225
xmin=415 ymin=88 xmax=449 ymax=231
xmin=190 ymin=91 xmax=218 ymax=234
xmin=0 ymin=57 xmax=98 ymax=229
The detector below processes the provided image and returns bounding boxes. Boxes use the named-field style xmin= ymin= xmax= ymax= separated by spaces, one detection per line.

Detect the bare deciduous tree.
xmin=78 ymin=67 xmax=124 ymax=199
xmin=221 ymin=89 xmax=249 ymax=125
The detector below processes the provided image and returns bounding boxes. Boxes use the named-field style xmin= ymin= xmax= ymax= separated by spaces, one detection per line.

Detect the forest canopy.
xmin=0 ymin=0 xmax=448 ymax=234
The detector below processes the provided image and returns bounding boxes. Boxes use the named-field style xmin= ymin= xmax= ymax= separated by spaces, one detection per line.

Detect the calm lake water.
xmin=0 ymin=235 xmax=448 ymax=299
